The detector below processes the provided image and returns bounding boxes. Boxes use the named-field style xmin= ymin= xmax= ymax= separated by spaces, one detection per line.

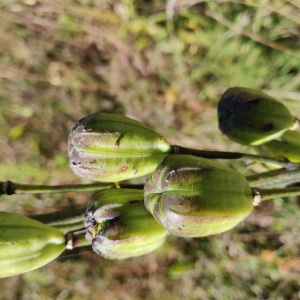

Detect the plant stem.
xmin=73 ymin=232 xmax=91 ymax=248
xmin=172 ymin=145 xmax=291 ymax=167
xmin=0 ymin=181 xmax=144 ymax=196
xmin=259 ymin=186 xmax=300 ymax=201
xmin=0 ymin=181 xmax=112 ymax=195
xmin=66 ymin=231 xmax=91 ymax=250
xmin=30 ymin=207 xmax=86 ymax=233
xmin=246 ymin=167 xmax=300 ymax=188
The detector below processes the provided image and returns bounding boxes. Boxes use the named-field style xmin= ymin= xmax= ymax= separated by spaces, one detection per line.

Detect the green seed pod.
xmin=68 ymin=113 xmax=172 ymax=182
xmin=0 ymin=212 xmax=66 ymax=278
xmin=144 ymin=155 xmax=254 ymax=237
xmin=218 ymin=87 xmax=295 ymax=146
xmin=261 ymin=130 xmax=300 ymax=163
xmin=85 ymin=189 xmax=168 ymax=260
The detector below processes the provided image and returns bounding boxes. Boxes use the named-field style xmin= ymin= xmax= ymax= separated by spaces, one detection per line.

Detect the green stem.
xmin=172 ymin=145 xmax=291 ymax=167
xmin=73 ymin=232 xmax=92 ymax=248
xmin=65 ymin=231 xmax=92 ymax=250
xmin=260 ymin=186 xmax=300 ymax=201
xmin=0 ymin=181 xmax=144 ymax=196
xmin=246 ymin=167 xmax=300 ymax=188
xmin=1 ymin=181 xmax=112 ymax=195
xmin=30 ymin=207 xmax=86 ymax=233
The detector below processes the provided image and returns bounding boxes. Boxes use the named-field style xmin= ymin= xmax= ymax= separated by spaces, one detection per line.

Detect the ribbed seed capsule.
xmin=144 ymin=155 xmax=254 ymax=237
xmin=68 ymin=113 xmax=172 ymax=182
xmin=85 ymin=189 xmax=168 ymax=260
xmin=0 ymin=212 xmax=66 ymax=278
xmin=218 ymin=87 xmax=295 ymax=146
xmin=262 ymin=130 xmax=300 ymax=163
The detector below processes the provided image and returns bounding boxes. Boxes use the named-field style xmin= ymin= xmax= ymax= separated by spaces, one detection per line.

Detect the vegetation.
xmin=1 ymin=0 xmax=300 ymax=298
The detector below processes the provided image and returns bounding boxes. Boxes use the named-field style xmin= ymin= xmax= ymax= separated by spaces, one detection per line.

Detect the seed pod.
xmin=262 ymin=130 xmax=300 ymax=163
xmin=0 ymin=212 xmax=66 ymax=278
xmin=85 ymin=189 xmax=168 ymax=260
xmin=144 ymin=155 xmax=254 ymax=237
xmin=68 ymin=113 xmax=172 ymax=182
xmin=218 ymin=87 xmax=295 ymax=146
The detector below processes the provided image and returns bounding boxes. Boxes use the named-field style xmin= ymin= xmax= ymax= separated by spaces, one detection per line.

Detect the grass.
xmin=1 ymin=0 xmax=300 ymax=299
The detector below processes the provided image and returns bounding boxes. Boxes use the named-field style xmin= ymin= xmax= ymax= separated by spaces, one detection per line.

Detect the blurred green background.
xmin=1 ymin=0 xmax=300 ymax=299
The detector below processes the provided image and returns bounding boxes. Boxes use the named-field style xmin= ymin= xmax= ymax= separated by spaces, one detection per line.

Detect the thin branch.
xmin=66 ymin=232 xmax=92 ymax=250
xmin=260 ymin=186 xmax=300 ymax=201
xmin=246 ymin=167 xmax=300 ymax=188
xmin=158 ymin=0 xmax=300 ymax=26
xmin=30 ymin=207 xmax=86 ymax=233
xmin=287 ymin=0 xmax=300 ymax=9
xmin=0 ymin=181 xmax=144 ymax=196
xmin=172 ymin=145 xmax=292 ymax=167
xmin=204 ymin=8 xmax=300 ymax=58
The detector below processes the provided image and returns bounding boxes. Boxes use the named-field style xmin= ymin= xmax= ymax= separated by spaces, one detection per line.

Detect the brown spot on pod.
xmin=263 ymin=123 xmax=274 ymax=131
xmin=121 ymin=166 xmax=128 ymax=172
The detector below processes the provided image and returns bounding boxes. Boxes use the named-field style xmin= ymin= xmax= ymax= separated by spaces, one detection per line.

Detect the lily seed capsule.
xmin=85 ymin=189 xmax=168 ymax=259
xmin=262 ymin=130 xmax=300 ymax=163
xmin=144 ymin=155 xmax=254 ymax=237
xmin=218 ymin=87 xmax=295 ymax=146
xmin=68 ymin=113 xmax=172 ymax=182
xmin=0 ymin=212 xmax=66 ymax=278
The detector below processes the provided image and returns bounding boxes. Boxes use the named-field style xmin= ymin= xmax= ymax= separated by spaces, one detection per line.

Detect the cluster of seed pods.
xmin=69 ymin=87 xmax=299 ymax=259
